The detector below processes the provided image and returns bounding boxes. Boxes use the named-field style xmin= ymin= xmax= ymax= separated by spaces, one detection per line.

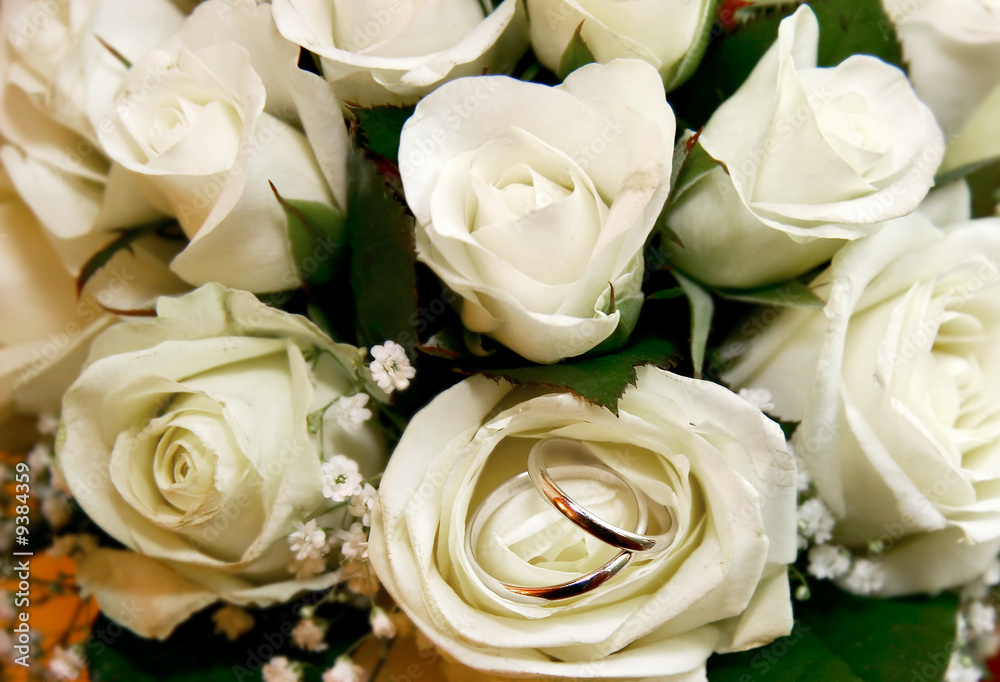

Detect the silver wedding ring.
xmin=465 ymin=438 xmax=675 ymax=603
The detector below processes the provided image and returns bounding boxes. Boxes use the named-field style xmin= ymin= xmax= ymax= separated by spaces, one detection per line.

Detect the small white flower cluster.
xmin=369 ymin=340 xmax=416 ymax=394
xmin=793 ymin=443 xmax=886 ymax=596
xmin=261 ymin=609 xmax=402 ymax=682
xmin=285 ymin=454 xmax=381 ymax=592
xmin=942 ymin=559 xmax=1000 ymax=682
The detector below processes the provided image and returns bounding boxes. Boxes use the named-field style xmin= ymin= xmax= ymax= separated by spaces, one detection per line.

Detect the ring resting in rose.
xmin=466 ymin=438 xmax=679 ymax=604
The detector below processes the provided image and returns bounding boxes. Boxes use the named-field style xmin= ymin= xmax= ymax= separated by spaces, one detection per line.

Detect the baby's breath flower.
xmin=262 ymin=656 xmax=301 ymax=682
xmin=369 ymin=341 xmax=416 ymax=393
xmin=797 ymin=498 xmax=835 ymax=544
xmin=322 ymin=456 xmax=363 ymax=503
xmin=334 ymin=522 xmax=369 ymax=561
xmin=843 ymin=559 xmax=885 ymax=595
xmin=330 ymin=394 xmax=373 ymax=431
xmin=292 ymin=619 xmax=328 ymax=652
xmin=807 ymin=544 xmax=852 ymax=580
xmin=288 ymin=520 xmax=328 ymax=562
xmin=348 ymin=484 xmax=377 ymax=526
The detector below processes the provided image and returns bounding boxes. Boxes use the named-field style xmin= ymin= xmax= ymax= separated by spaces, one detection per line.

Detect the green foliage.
xmin=346 ymin=149 xmax=419 ymax=351
xmin=76 ymin=220 xmax=178 ymax=297
xmin=715 ymin=280 xmax=824 ymax=307
xmin=558 ymin=22 xmax=596 ymax=80
xmin=708 ymin=582 xmax=959 ymax=681
xmin=478 ymin=337 xmax=678 ymax=415
xmin=351 ymin=104 xmax=417 ymax=166
xmin=674 ymin=272 xmax=713 ymax=379
xmin=272 ymin=183 xmax=347 ymax=288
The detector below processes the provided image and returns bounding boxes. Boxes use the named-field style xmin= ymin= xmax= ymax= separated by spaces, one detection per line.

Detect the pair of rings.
xmin=466 ymin=438 xmax=676 ymax=604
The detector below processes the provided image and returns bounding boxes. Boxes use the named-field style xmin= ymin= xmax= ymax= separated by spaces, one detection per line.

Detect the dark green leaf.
xmin=670 ymin=0 xmax=903 ymax=129
xmin=76 ymin=220 xmax=177 ymax=296
xmin=350 ymin=104 xmax=416 ymax=166
xmin=558 ymin=22 xmax=596 ymax=80
xmin=674 ymin=272 xmax=713 ymax=379
xmin=964 ymin=158 xmax=1000 ymax=218
xmin=347 ymin=149 xmax=419 ymax=351
xmin=647 ymin=287 xmax=685 ymax=301
xmin=715 ymin=280 xmax=824 ymax=307
xmin=811 ymin=0 xmax=903 ymax=71
xmin=709 ymin=581 xmax=959 ymax=682
xmin=271 ymin=182 xmax=347 ymax=287
xmin=478 ymin=337 xmax=678 ymax=415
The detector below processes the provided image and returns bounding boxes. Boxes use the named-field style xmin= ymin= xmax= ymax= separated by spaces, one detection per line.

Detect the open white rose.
xmin=56 ymin=284 xmax=384 ymax=638
xmin=400 ymin=60 xmax=675 ymax=363
xmin=661 ymin=6 xmax=944 ymax=288
xmin=97 ymin=0 xmax=350 ymax=293
xmin=370 ymin=368 xmax=796 ymax=679
xmin=272 ymin=0 xmax=529 ymax=107
xmin=526 ymin=0 xmax=715 ymax=89
xmin=724 ymin=208 xmax=1000 ymax=596
xmin=0 ymin=0 xmax=188 ymax=276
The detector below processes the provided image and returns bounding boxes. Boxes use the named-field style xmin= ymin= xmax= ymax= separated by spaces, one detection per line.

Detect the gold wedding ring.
xmin=527 ymin=438 xmax=677 ymax=554
xmin=465 ymin=438 xmax=675 ymax=603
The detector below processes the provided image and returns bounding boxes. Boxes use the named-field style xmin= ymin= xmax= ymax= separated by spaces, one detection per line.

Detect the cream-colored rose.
xmin=0 ymin=168 xmax=116 ymax=421
xmin=369 ymin=368 xmax=797 ymax=680
xmin=97 ymin=0 xmax=350 ymax=293
xmin=271 ymin=0 xmax=529 ymax=107
xmin=56 ymin=284 xmax=384 ymax=638
xmin=724 ymin=207 xmax=1000 ymax=596
xmin=661 ymin=6 xmax=944 ymax=288
xmin=400 ymin=60 xmax=675 ymax=363
xmin=526 ymin=0 xmax=715 ymax=89
xmin=0 ymin=0 xmax=188 ymax=275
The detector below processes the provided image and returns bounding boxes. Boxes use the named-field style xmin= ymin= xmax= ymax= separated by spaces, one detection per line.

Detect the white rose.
xmin=0 ymin=168 xmax=116 ymax=420
xmin=661 ymin=6 xmax=944 ymax=288
xmin=56 ymin=284 xmax=384 ymax=638
xmin=399 ymin=60 xmax=676 ymax=363
xmin=526 ymin=0 xmax=715 ymax=89
xmin=0 ymin=0 xmax=187 ymax=273
xmin=97 ymin=0 xmax=350 ymax=293
xmin=724 ymin=209 xmax=1000 ymax=596
xmin=272 ymin=0 xmax=529 ymax=108
xmin=882 ymin=0 xmax=1000 ymax=136
xmin=369 ymin=368 xmax=796 ymax=679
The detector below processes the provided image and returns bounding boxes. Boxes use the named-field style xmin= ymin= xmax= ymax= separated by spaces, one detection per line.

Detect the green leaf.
xmin=708 ymin=581 xmax=959 ymax=682
xmin=558 ymin=22 xmax=596 ymax=80
xmin=478 ymin=337 xmax=678 ymax=415
xmin=965 ymin=159 xmax=1000 ymax=218
xmin=346 ymin=149 xmax=419 ymax=351
xmin=271 ymin=182 xmax=347 ymax=287
xmin=715 ymin=280 xmax=824 ymax=307
xmin=670 ymin=0 xmax=903 ymax=129
xmin=811 ymin=0 xmax=903 ymax=71
xmin=674 ymin=271 xmax=713 ymax=380
xmin=647 ymin=287 xmax=685 ymax=301
xmin=350 ymin=104 xmax=416 ymax=166
xmin=668 ymin=134 xmax=722 ymax=207
xmin=76 ymin=220 xmax=176 ymax=296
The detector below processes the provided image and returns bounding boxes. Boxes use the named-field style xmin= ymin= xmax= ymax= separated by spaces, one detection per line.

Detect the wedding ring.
xmin=527 ymin=438 xmax=677 ymax=554
xmin=466 ymin=466 xmax=647 ymax=604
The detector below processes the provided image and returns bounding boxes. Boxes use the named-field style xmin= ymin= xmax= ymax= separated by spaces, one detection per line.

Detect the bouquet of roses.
xmin=3 ymin=0 xmax=1000 ymax=680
